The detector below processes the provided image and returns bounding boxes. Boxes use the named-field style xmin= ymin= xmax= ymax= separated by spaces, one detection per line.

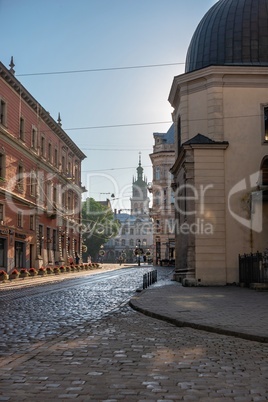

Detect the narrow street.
xmin=0 ymin=266 xmax=267 ymax=401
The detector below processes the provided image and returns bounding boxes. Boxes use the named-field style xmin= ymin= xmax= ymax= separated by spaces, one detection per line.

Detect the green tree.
xmin=82 ymin=198 xmax=120 ymax=260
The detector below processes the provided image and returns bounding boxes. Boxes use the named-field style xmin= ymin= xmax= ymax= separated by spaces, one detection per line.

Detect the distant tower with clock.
xmin=130 ymin=154 xmax=150 ymax=217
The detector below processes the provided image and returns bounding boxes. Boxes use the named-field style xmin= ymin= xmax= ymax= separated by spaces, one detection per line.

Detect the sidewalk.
xmin=130 ymin=281 xmax=268 ymax=343
xmin=0 ymin=263 xmax=134 ymax=291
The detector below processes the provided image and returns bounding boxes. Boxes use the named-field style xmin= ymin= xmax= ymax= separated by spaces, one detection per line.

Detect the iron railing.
xmin=143 ymin=270 xmax=157 ymax=289
xmin=239 ymin=252 xmax=268 ymax=286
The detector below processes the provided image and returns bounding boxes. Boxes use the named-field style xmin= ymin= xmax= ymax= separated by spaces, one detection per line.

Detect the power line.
xmin=79 ymin=148 xmax=152 ymax=151
xmin=16 ymin=62 xmax=184 ymax=77
xmin=65 ymin=121 xmax=173 ymax=131
xmin=82 ymin=165 xmax=152 ymax=173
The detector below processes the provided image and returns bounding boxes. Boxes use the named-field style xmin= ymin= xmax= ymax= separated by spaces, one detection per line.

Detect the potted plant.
xmin=46 ymin=266 xmax=53 ymax=274
xmin=0 ymin=270 xmax=8 ymax=281
xmin=59 ymin=265 xmax=66 ymax=273
xmin=65 ymin=266 xmax=71 ymax=272
xmin=28 ymin=267 xmax=38 ymax=277
xmin=38 ymin=267 xmax=47 ymax=276
xmin=53 ymin=267 xmax=60 ymax=275
xmin=9 ymin=269 xmax=19 ymax=280
xmin=19 ymin=268 xmax=29 ymax=278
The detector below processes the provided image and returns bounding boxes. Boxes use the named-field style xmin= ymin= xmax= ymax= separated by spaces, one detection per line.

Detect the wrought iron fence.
xmin=239 ymin=252 xmax=268 ymax=286
xmin=143 ymin=270 xmax=157 ymax=289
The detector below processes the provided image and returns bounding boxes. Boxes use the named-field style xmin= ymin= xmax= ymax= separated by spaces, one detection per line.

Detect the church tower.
xmin=130 ymin=154 xmax=150 ymax=216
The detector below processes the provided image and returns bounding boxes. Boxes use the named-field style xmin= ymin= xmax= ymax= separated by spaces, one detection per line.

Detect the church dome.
xmin=185 ymin=0 xmax=268 ymax=73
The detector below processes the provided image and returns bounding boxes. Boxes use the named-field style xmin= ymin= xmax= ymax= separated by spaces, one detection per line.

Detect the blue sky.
xmin=1 ymin=0 xmax=217 ymax=211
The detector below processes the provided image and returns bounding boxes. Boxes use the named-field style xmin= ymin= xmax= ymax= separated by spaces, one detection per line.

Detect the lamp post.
xmin=137 ymin=239 xmax=141 ymax=266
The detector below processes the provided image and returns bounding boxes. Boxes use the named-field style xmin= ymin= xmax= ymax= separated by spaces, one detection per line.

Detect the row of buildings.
xmin=2 ymin=0 xmax=268 ymax=287
xmin=0 ymin=59 xmax=86 ymax=272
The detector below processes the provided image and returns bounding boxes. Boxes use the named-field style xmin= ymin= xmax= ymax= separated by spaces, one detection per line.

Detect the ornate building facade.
xmin=104 ymin=156 xmax=153 ymax=262
xmin=149 ymin=124 xmax=175 ymax=265
xmin=0 ymin=59 xmax=86 ymax=272
xmin=169 ymin=0 xmax=268 ymax=285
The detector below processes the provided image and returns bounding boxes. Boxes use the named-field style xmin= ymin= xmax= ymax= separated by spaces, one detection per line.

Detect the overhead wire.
xmin=16 ymin=62 xmax=185 ymax=77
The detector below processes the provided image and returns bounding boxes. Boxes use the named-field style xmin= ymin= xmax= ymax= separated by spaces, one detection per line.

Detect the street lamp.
xmin=137 ymin=239 xmax=141 ymax=266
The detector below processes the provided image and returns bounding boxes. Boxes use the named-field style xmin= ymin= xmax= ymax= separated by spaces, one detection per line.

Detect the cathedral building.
xmin=104 ymin=156 xmax=153 ymax=262
xmin=169 ymin=0 xmax=268 ymax=285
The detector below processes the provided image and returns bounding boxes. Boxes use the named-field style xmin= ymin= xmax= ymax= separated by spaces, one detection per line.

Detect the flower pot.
xmin=0 ymin=275 xmax=8 ymax=281
xmin=9 ymin=274 xmax=19 ymax=280
xmin=19 ymin=273 xmax=29 ymax=278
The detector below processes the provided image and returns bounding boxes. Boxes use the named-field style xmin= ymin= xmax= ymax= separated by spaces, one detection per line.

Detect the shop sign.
xmin=15 ymin=232 xmax=27 ymax=239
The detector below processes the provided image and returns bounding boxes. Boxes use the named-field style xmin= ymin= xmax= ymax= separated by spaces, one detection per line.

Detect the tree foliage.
xmin=82 ymin=198 xmax=120 ymax=260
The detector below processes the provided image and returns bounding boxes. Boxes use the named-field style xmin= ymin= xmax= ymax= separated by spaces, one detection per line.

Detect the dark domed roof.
xmin=185 ymin=0 xmax=268 ymax=73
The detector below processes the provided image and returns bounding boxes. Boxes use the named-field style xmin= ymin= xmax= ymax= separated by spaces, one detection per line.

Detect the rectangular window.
xmin=41 ymin=136 xmax=45 ymax=157
xmin=264 ymin=107 xmax=268 ymax=142
xmin=31 ymin=127 xmax=37 ymax=149
xmin=48 ymin=143 xmax=52 ymax=163
xmin=19 ymin=117 xmax=25 ymax=141
xmin=30 ymin=172 xmax=36 ymax=197
xmin=30 ymin=215 xmax=34 ymax=230
xmin=17 ymin=165 xmax=23 ymax=191
xmin=0 ymin=99 xmax=7 ymax=125
xmin=0 ymin=204 xmax=4 ymax=221
xmin=61 ymin=155 xmax=65 ymax=172
xmin=155 ymin=167 xmax=160 ymax=180
xmin=0 ymin=153 xmax=5 ymax=179
xmin=54 ymin=148 xmax=58 ymax=168
xmin=18 ymin=211 xmax=23 ymax=228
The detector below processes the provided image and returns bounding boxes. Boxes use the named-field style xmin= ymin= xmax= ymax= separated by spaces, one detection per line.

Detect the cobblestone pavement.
xmin=1 ymin=305 xmax=268 ymax=401
xmin=0 ymin=266 xmax=267 ymax=401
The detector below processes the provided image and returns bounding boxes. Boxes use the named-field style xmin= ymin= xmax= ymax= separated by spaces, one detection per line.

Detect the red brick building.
xmin=0 ymin=59 xmax=86 ymax=272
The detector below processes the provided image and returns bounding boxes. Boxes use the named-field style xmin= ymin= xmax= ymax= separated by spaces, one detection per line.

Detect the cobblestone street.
xmin=0 ymin=266 xmax=268 ymax=401
xmin=1 ymin=305 xmax=268 ymax=401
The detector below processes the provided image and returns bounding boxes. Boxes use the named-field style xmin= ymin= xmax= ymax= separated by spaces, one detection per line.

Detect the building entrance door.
xmin=15 ymin=241 xmax=25 ymax=268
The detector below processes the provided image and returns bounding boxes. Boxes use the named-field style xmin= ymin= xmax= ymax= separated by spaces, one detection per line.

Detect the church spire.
xmin=137 ymin=152 xmax=143 ymax=181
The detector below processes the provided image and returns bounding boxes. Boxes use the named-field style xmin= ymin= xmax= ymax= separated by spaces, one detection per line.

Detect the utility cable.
xmin=16 ymin=62 xmax=184 ymax=77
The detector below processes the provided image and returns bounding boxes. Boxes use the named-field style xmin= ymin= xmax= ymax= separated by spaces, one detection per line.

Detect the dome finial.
xmin=9 ymin=56 xmax=15 ymax=75
xmin=57 ymin=112 xmax=62 ymax=127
